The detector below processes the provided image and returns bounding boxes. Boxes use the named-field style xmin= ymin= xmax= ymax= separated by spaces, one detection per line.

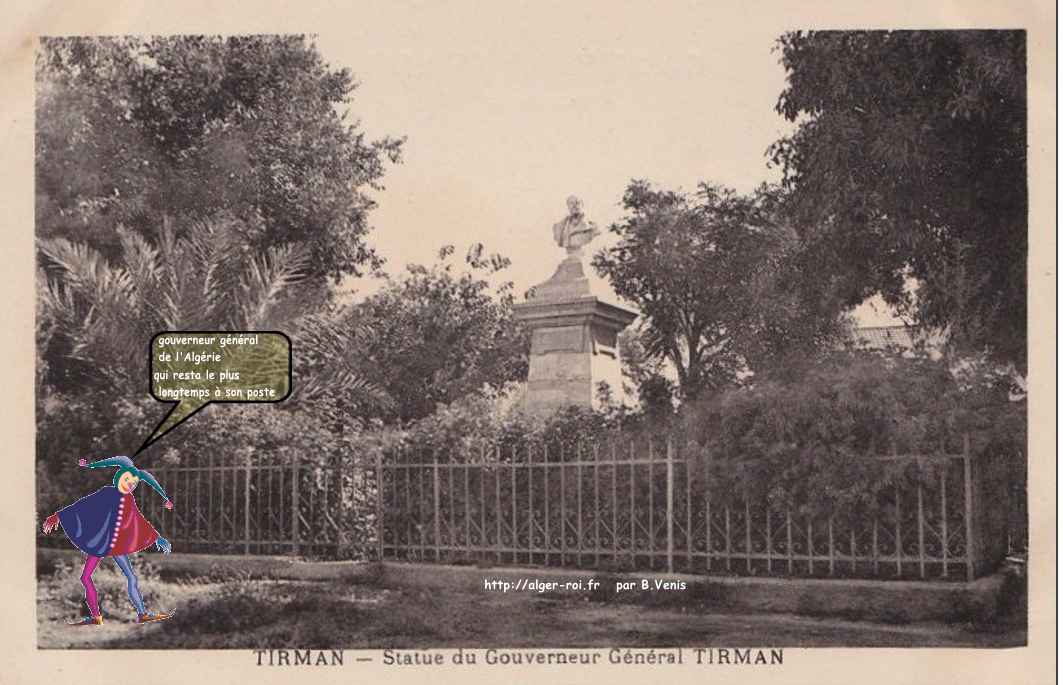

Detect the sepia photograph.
xmin=3 ymin=1 xmax=1055 ymax=683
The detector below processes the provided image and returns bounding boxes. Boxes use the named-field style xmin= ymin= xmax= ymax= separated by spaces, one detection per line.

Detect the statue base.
xmin=514 ymin=254 xmax=637 ymax=414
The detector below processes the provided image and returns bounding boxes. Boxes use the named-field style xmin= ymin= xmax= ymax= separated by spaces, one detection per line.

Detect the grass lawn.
xmin=37 ymin=559 xmax=1025 ymax=649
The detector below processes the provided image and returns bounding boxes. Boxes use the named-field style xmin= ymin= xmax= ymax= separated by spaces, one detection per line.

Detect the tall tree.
xmin=593 ymin=180 xmax=842 ymax=403
xmin=344 ymin=245 xmax=529 ymax=423
xmin=36 ymin=219 xmax=388 ymax=414
xmin=36 ymin=35 xmax=403 ymax=282
xmin=770 ymin=30 xmax=1027 ymax=373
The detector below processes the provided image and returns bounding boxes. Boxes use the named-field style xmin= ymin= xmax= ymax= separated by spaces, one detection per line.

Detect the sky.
xmin=312 ymin=7 xmax=900 ymax=325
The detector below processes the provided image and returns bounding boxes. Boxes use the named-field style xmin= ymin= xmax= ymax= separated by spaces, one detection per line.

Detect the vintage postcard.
xmin=0 ymin=1 xmax=1055 ymax=684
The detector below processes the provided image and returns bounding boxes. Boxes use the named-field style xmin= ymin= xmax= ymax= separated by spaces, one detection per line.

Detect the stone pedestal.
xmin=514 ymin=253 xmax=637 ymax=413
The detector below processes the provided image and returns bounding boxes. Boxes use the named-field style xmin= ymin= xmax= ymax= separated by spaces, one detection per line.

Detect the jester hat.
xmin=85 ymin=456 xmax=169 ymax=501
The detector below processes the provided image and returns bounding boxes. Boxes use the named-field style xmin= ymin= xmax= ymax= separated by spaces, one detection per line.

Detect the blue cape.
xmin=57 ymin=486 xmax=125 ymax=557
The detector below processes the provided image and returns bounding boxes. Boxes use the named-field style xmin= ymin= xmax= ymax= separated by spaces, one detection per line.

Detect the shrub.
xmin=375 ymin=386 xmax=652 ymax=465
xmin=678 ymin=350 xmax=1025 ymax=519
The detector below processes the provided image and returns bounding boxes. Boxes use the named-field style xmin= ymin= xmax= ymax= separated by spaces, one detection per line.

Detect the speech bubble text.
xmin=134 ymin=331 xmax=292 ymax=455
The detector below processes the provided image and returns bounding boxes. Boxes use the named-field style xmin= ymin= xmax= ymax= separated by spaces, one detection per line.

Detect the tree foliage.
xmin=593 ymin=180 xmax=844 ymax=403
xmin=342 ymin=245 xmax=529 ymax=423
xmin=679 ymin=350 xmax=1025 ymax=517
xmin=36 ymin=220 xmax=392 ymax=463
xmin=36 ymin=35 xmax=403 ymax=282
xmin=617 ymin=328 xmax=675 ymax=419
xmin=771 ymin=30 xmax=1027 ymax=372
xmin=39 ymin=218 xmax=307 ymax=391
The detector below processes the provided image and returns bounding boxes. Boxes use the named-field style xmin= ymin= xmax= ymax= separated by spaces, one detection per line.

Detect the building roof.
xmin=849 ymin=325 xmax=944 ymax=354
xmin=852 ymin=325 xmax=915 ymax=350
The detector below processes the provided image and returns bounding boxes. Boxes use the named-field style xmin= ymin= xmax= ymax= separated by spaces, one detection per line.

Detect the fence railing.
xmin=132 ymin=454 xmax=376 ymax=559
xmin=37 ymin=436 xmax=1013 ymax=582
xmin=378 ymin=437 xmax=1010 ymax=582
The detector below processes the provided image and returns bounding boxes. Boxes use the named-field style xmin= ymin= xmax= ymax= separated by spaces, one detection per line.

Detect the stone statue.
xmin=552 ymin=196 xmax=600 ymax=254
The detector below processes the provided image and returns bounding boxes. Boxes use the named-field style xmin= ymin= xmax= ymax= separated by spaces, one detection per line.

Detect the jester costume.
xmin=43 ymin=456 xmax=174 ymax=625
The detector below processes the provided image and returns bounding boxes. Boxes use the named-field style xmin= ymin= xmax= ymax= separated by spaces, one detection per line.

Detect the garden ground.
xmin=37 ymin=558 xmax=1025 ymax=650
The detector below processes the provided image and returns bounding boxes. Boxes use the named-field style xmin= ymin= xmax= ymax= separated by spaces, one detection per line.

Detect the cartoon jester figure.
xmin=42 ymin=456 xmax=175 ymax=626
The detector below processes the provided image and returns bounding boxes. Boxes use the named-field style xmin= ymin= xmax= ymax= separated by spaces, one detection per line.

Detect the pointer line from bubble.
xmin=133 ymin=330 xmax=293 ymax=459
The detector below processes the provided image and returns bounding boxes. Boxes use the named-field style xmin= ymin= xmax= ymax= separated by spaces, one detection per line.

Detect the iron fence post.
xmin=706 ymin=446 xmax=712 ymax=573
xmin=666 ymin=437 xmax=674 ymax=574
xmin=376 ymin=453 xmax=385 ymax=562
xmin=495 ymin=444 xmax=503 ymax=564
xmin=433 ymin=450 xmax=441 ymax=561
xmin=464 ymin=461 xmax=471 ymax=557
xmin=244 ymin=457 xmax=251 ymax=555
xmin=894 ymin=484 xmax=902 ymax=577
xmin=560 ymin=442 xmax=566 ymax=565
xmin=917 ymin=468 xmax=926 ymax=579
xmin=940 ymin=461 xmax=949 ymax=579
xmin=208 ymin=452 xmax=214 ymax=547
xmin=291 ymin=457 xmax=300 ymax=556
xmin=963 ymin=434 xmax=975 ymax=581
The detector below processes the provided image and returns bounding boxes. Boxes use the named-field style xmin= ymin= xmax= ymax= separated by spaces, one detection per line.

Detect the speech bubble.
xmin=134 ymin=331 xmax=293 ymax=456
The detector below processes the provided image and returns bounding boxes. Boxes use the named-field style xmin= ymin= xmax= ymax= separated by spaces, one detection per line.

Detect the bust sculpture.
xmin=516 ymin=195 xmax=636 ymax=413
xmin=552 ymin=196 xmax=600 ymax=254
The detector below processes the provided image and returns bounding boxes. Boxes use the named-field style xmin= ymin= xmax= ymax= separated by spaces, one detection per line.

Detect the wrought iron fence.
xmin=133 ymin=454 xmax=376 ymax=559
xmin=37 ymin=435 xmax=1013 ymax=582
xmin=378 ymin=437 xmax=1011 ymax=582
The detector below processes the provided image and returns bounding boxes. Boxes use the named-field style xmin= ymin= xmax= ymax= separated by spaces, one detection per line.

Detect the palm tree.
xmin=37 ymin=217 xmax=392 ymax=414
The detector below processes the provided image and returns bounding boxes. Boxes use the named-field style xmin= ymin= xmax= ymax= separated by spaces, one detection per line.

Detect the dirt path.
xmin=37 ymin=578 xmax=1024 ymax=650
